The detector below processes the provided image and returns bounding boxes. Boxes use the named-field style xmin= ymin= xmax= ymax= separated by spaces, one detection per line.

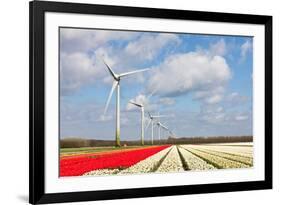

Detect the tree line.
xmin=60 ymin=136 xmax=253 ymax=148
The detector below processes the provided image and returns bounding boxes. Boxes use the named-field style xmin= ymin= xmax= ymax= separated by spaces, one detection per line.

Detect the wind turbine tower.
xmin=129 ymin=101 xmax=145 ymax=145
xmin=157 ymin=122 xmax=169 ymax=141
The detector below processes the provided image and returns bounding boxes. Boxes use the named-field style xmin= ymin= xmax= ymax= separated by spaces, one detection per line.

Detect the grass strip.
xmin=153 ymin=147 xmax=173 ymax=172
xmin=176 ymin=146 xmax=189 ymax=171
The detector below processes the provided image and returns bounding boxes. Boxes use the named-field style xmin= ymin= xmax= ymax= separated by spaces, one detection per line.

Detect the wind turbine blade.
xmin=145 ymin=119 xmax=152 ymax=130
xmin=104 ymin=81 xmax=118 ymax=114
xmin=159 ymin=122 xmax=169 ymax=130
xmin=119 ymin=68 xmax=150 ymax=78
xmin=101 ymin=58 xmax=118 ymax=80
xmin=162 ymin=125 xmax=169 ymax=130
xmin=129 ymin=101 xmax=142 ymax=107
xmin=147 ymin=90 xmax=156 ymax=100
xmin=152 ymin=115 xmax=168 ymax=118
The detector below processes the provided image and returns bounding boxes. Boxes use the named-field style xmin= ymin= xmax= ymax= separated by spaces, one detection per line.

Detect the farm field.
xmin=60 ymin=142 xmax=253 ymax=177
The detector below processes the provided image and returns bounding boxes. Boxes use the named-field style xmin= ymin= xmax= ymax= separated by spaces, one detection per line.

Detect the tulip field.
xmin=60 ymin=142 xmax=253 ymax=177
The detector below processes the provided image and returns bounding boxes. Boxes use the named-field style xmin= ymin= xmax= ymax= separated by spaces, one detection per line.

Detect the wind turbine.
xmin=129 ymin=101 xmax=145 ymax=146
xmin=157 ymin=122 xmax=169 ymax=142
xmin=168 ymin=130 xmax=176 ymax=137
xmin=146 ymin=113 xmax=166 ymax=145
xmin=102 ymin=59 xmax=149 ymax=147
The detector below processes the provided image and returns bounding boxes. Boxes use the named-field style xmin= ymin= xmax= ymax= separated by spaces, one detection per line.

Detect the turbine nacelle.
xmin=159 ymin=122 xmax=169 ymax=130
xmin=129 ymin=101 xmax=144 ymax=108
xmin=147 ymin=112 xmax=167 ymax=120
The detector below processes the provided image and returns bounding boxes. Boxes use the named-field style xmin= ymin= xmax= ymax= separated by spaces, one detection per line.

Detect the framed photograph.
xmin=29 ymin=0 xmax=272 ymax=204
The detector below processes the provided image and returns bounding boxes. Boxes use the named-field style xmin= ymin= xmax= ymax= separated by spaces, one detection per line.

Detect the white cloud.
xmin=216 ymin=106 xmax=224 ymax=112
xmin=194 ymin=86 xmax=225 ymax=105
xmin=95 ymin=46 xmax=117 ymax=67
xmin=97 ymin=114 xmax=113 ymax=122
xmin=158 ymin=97 xmax=176 ymax=105
xmin=61 ymin=28 xmax=138 ymax=53
xmin=210 ymin=39 xmax=227 ymax=56
xmin=60 ymin=52 xmax=105 ymax=95
xmin=199 ymin=104 xmax=251 ymax=126
xmin=60 ymin=30 xmax=180 ymax=94
xmin=228 ymin=92 xmax=239 ymax=99
xmin=147 ymin=51 xmax=231 ymax=99
xmin=199 ymin=105 xmax=226 ymax=124
xmin=204 ymin=94 xmax=223 ymax=104
xmin=124 ymin=33 xmax=180 ymax=61
xmin=120 ymin=117 xmax=130 ymax=126
xmin=235 ymin=115 xmax=248 ymax=121
xmin=240 ymin=40 xmax=252 ymax=60
xmin=225 ymin=92 xmax=249 ymax=106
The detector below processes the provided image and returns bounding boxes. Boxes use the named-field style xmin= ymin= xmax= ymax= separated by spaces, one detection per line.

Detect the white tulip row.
xmin=206 ymin=142 xmax=253 ymax=146
xmin=182 ymin=146 xmax=250 ymax=169
xmin=189 ymin=145 xmax=253 ymax=157
xmin=83 ymin=168 xmax=120 ymax=176
xmin=156 ymin=146 xmax=184 ymax=172
xmin=194 ymin=147 xmax=253 ymax=166
xmin=178 ymin=147 xmax=216 ymax=170
xmin=119 ymin=146 xmax=173 ymax=174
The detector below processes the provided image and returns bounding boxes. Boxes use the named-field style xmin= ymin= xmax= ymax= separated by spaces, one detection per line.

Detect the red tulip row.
xmin=60 ymin=145 xmax=171 ymax=176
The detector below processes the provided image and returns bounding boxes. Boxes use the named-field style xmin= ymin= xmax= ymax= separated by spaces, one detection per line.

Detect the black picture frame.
xmin=29 ymin=0 xmax=272 ymax=204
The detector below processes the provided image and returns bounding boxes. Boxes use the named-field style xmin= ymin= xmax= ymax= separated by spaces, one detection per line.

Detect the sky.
xmin=60 ymin=27 xmax=253 ymax=140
